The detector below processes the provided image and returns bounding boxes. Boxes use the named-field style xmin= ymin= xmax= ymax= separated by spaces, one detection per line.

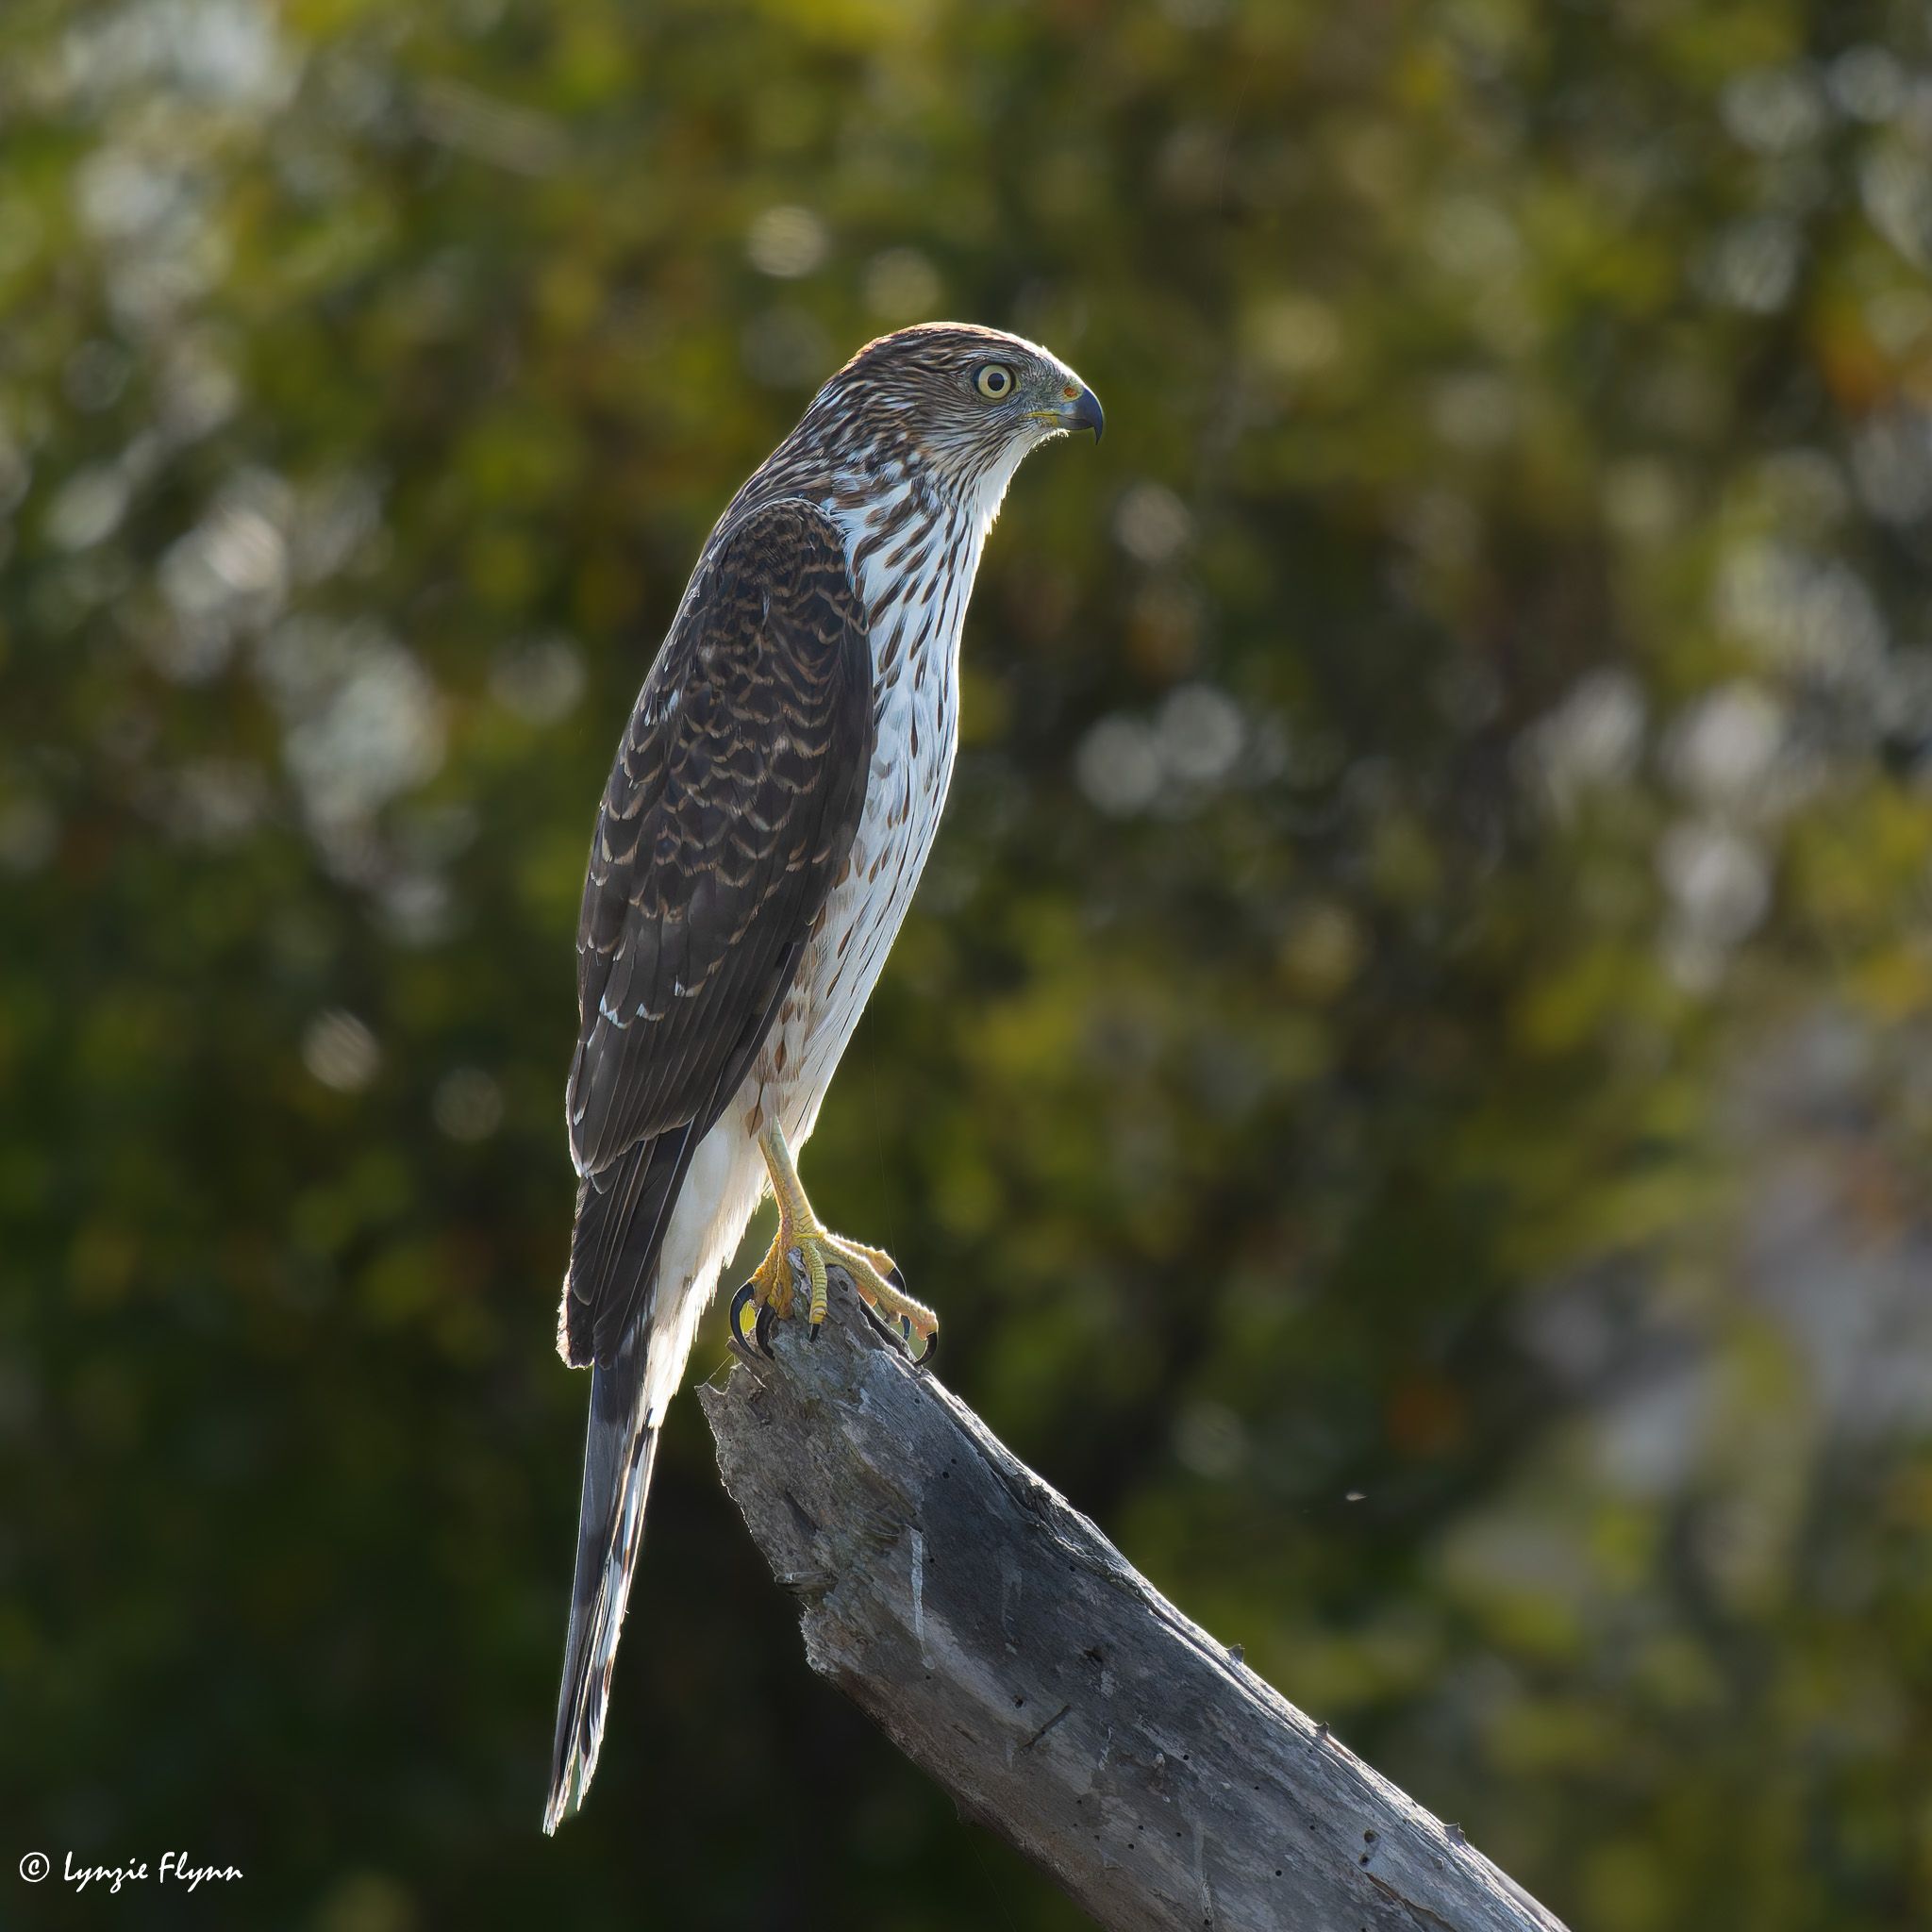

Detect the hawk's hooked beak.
xmin=1059 ymin=385 xmax=1105 ymax=442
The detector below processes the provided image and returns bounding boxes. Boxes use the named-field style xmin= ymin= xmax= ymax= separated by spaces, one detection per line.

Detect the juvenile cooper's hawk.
xmin=545 ymin=323 xmax=1102 ymax=1830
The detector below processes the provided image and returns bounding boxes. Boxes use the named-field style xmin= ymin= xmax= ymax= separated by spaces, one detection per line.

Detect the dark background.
xmin=6 ymin=0 xmax=1932 ymax=1926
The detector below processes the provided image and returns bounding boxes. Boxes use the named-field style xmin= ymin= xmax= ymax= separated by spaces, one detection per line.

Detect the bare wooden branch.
xmin=697 ymin=1278 xmax=1571 ymax=1932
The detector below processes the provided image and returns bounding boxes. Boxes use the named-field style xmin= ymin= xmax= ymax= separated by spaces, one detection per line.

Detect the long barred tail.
xmin=543 ymin=1322 xmax=660 ymax=1834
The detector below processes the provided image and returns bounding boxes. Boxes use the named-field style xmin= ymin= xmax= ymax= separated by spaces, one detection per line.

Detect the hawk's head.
xmin=805 ymin=322 xmax=1102 ymax=501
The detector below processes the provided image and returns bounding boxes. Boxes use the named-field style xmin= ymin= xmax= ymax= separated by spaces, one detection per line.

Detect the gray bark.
xmin=697 ymin=1275 xmax=1572 ymax=1932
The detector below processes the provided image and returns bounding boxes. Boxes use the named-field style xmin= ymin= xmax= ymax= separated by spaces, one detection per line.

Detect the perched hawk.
xmin=545 ymin=323 xmax=1102 ymax=1830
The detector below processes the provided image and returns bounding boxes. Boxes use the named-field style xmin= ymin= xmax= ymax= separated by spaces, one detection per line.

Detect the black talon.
xmin=912 ymin=1325 xmax=939 ymax=1373
xmin=753 ymin=1302 xmax=776 ymax=1360
xmin=853 ymin=1294 xmax=931 ymax=1367
xmin=887 ymin=1265 xmax=908 ymax=1295
xmin=808 ymin=1317 xmax=824 ymax=1344
xmin=726 ymin=1281 xmax=763 ymax=1366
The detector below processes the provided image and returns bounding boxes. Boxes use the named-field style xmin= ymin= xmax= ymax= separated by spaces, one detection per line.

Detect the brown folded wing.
xmin=560 ymin=497 xmax=872 ymax=1367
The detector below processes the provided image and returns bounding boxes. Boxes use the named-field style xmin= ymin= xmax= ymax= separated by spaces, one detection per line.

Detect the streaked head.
xmin=802 ymin=322 xmax=1102 ymax=499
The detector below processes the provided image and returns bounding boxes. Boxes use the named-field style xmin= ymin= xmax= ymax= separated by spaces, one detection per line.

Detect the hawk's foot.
xmin=730 ymin=1123 xmax=941 ymax=1366
xmin=728 ymin=1223 xmax=938 ymax=1365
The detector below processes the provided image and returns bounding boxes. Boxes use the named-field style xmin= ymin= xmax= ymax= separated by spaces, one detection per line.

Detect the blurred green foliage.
xmin=6 ymin=0 xmax=1932 ymax=1925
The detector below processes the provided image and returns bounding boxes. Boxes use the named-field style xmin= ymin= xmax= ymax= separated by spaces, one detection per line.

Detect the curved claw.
xmin=853 ymin=1295 xmax=936 ymax=1368
xmin=728 ymin=1278 xmax=757 ymax=1345
xmin=728 ymin=1280 xmax=776 ymax=1362
xmin=887 ymin=1264 xmax=908 ymax=1296
xmin=892 ymin=1311 xmax=939 ymax=1373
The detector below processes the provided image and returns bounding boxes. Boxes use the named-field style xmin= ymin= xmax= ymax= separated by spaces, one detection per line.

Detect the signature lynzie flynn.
xmin=55 ymin=1851 xmax=242 ymax=1894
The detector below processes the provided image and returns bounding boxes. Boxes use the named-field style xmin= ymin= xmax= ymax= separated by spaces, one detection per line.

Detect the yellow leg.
xmin=728 ymin=1122 xmax=939 ymax=1360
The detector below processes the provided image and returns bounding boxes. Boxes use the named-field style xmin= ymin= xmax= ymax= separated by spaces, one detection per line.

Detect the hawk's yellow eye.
xmin=974 ymin=363 xmax=1015 ymax=400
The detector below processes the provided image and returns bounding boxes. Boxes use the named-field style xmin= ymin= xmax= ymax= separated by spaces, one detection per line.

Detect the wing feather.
xmin=560 ymin=498 xmax=872 ymax=1366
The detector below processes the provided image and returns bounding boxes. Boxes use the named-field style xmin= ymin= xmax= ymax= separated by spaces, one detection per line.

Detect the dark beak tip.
xmin=1078 ymin=387 xmax=1105 ymax=443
